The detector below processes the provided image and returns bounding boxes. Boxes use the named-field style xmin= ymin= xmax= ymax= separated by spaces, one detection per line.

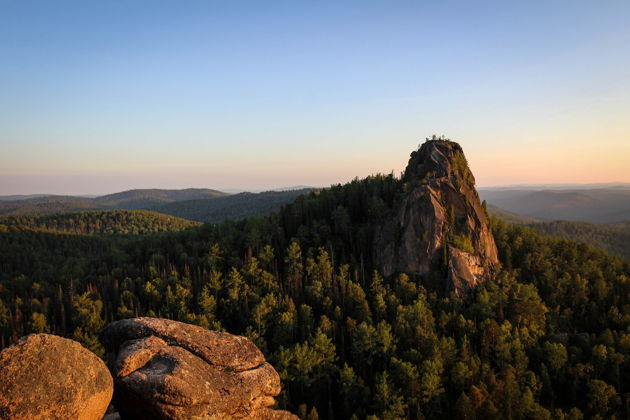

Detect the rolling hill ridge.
xmin=479 ymin=188 xmax=630 ymax=223
xmin=0 ymin=210 xmax=201 ymax=235
xmin=0 ymin=188 xmax=227 ymax=216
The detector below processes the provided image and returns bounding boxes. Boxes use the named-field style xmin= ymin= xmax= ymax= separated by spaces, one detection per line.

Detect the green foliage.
xmin=586 ymin=379 xmax=620 ymax=416
xmin=151 ymin=189 xmax=314 ymax=223
xmin=28 ymin=312 xmax=49 ymax=333
xmin=71 ymin=292 xmax=105 ymax=357
xmin=0 ymin=188 xmax=227 ymax=216
xmin=450 ymin=233 xmax=474 ymax=253
xmin=528 ymin=220 xmax=630 ymax=262
xmin=0 ymin=210 xmax=200 ymax=235
xmin=542 ymin=341 xmax=567 ymax=371
xmin=452 ymin=150 xmax=476 ymax=188
xmin=372 ymin=371 xmax=406 ymax=420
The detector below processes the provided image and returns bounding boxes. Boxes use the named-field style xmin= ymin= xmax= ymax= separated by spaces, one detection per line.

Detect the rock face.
xmin=376 ymin=140 xmax=499 ymax=295
xmin=100 ymin=317 xmax=297 ymax=420
xmin=0 ymin=334 xmax=113 ymax=420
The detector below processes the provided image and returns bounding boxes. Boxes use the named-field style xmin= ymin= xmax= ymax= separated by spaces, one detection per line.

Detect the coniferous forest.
xmin=0 ymin=210 xmax=201 ymax=235
xmin=1 ymin=172 xmax=629 ymax=419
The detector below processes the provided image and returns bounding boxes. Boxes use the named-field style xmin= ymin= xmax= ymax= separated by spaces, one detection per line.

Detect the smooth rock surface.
xmin=0 ymin=333 xmax=113 ymax=420
xmin=100 ymin=317 xmax=298 ymax=420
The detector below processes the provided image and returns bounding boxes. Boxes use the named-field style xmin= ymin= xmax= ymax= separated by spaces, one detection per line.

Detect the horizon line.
xmin=3 ymin=181 xmax=630 ymax=198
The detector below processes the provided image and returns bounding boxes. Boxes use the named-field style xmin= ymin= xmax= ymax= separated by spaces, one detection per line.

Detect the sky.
xmin=1 ymin=0 xmax=630 ymax=195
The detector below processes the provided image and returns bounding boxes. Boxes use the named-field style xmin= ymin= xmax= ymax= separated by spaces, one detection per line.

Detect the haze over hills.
xmin=485 ymin=204 xmax=630 ymax=261
xmin=0 ymin=187 xmax=315 ymax=223
xmin=0 ymin=195 xmax=99 ymax=216
xmin=5 ymin=184 xmax=630 ymax=225
xmin=92 ymin=188 xmax=228 ymax=209
xmin=479 ymin=187 xmax=630 ymax=223
xmin=0 ymin=194 xmax=50 ymax=202
xmin=0 ymin=188 xmax=227 ymax=216
xmin=485 ymin=204 xmax=541 ymax=225
xmin=4 ymin=182 xmax=630 ymax=265
xmin=480 ymin=183 xmax=630 ymax=191
xmin=150 ymin=188 xmax=316 ymax=223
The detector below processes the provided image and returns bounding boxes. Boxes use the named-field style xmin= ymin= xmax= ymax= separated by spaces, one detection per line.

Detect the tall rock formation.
xmin=376 ymin=139 xmax=498 ymax=295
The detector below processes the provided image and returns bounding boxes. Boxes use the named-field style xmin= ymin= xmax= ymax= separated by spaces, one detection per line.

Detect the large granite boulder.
xmin=100 ymin=317 xmax=297 ymax=420
xmin=0 ymin=334 xmax=113 ymax=420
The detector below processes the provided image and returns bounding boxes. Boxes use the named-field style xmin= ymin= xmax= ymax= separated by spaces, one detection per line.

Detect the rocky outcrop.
xmin=0 ymin=320 xmax=297 ymax=419
xmin=376 ymin=139 xmax=498 ymax=295
xmin=100 ymin=317 xmax=297 ymax=420
xmin=0 ymin=334 xmax=113 ymax=420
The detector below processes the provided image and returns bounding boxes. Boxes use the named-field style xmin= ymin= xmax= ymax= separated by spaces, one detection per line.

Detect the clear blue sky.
xmin=1 ymin=0 xmax=629 ymax=194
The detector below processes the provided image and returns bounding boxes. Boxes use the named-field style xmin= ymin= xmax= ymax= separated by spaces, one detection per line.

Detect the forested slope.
xmin=488 ymin=204 xmax=630 ymax=261
xmin=529 ymin=220 xmax=630 ymax=262
xmin=0 ymin=188 xmax=228 ymax=216
xmin=151 ymin=188 xmax=314 ymax=222
xmin=0 ymin=184 xmax=628 ymax=418
xmin=0 ymin=210 xmax=201 ymax=235
xmin=480 ymin=187 xmax=630 ymax=223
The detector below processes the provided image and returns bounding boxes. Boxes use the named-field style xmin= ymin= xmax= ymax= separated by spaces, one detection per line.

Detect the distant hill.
xmin=486 ymin=204 xmax=541 ymax=224
xmin=528 ymin=220 xmax=630 ymax=261
xmin=0 ymin=210 xmax=201 ymax=235
xmin=479 ymin=187 xmax=630 ymax=223
xmin=0 ymin=188 xmax=228 ymax=216
xmin=93 ymin=188 xmax=228 ymax=209
xmin=0 ymin=187 xmax=312 ymax=224
xmin=151 ymin=188 xmax=315 ymax=222
xmin=481 ymin=182 xmax=630 ymax=191
xmin=0 ymin=196 xmax=102 ymax=216
xmin=487 ymin=203 xmax=630 ymax=261
xmin=0 ymin=194 xmax=49 ymax=201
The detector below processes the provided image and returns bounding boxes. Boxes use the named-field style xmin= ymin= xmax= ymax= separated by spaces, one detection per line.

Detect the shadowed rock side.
xmin=0 ymin=334 xmax=113 ymax=420
xmin=376 ymin=140 xmax=499 ymax=295
xmin=100 ymin=317 xmax=298 ymax=420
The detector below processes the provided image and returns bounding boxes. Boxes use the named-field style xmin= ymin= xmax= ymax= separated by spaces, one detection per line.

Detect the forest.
xmin=0 ymin=210 xmax=201 ymax=235
xmin=151 ymin=188 xmax=314 ymax=223
xmin=0 ymin=174 xmax=629 ymax=419
xmin=527 ymin=220 xmax=630 ymax=262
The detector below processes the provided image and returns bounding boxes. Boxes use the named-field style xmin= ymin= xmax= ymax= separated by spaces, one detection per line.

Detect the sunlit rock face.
xmin=376 ymin=140 xmax=499 ymax=296
xmin=99 ymin=317 xmax=298 ymax=420
xmin=0 ymin=334 xmax=113 ymax=420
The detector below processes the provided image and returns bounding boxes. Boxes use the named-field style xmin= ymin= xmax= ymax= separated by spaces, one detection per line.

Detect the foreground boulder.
xmin=0 ymin=334 xmax=113 ymax=420
xmin=100 ymin=317 xmax=297 ymax=420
